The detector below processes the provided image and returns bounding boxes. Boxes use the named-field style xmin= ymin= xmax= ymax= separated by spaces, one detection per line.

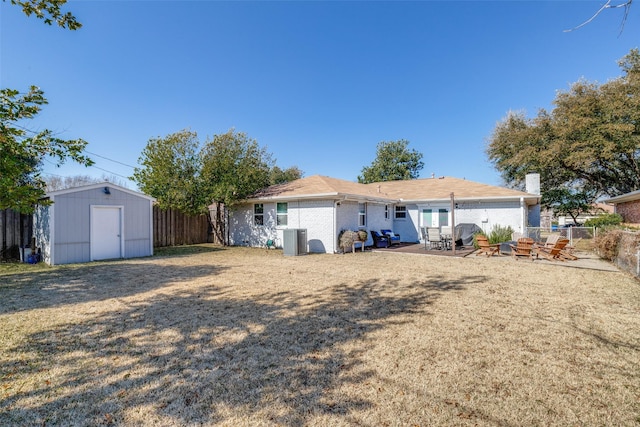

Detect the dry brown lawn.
xmin=1 ymin=245 xmax=639 ymax=426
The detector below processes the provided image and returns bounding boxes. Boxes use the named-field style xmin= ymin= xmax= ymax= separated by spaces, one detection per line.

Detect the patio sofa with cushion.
xmin=381 ymin=229 xmax=401 ymax=246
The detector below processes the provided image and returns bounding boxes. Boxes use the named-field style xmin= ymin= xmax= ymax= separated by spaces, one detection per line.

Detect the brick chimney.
xmin=525 ymin=173 xmax=540 ymax=195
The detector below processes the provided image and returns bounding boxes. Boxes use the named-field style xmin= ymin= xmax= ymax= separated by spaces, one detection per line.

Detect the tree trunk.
xmin=210 ymin=202 xmax=227 ymax=245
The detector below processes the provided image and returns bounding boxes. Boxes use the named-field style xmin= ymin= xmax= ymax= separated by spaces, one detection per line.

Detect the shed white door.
xmin=91 ymin=206 xmax=122 ymax=260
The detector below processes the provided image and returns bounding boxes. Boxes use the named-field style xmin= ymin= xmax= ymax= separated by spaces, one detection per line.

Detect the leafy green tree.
xmin=487 ymin=48 xmax=640 ymax=199
xmin=269 ymin=165 xmax=303 ymax=185
xmin=583 ymin=213 xmax=623 ymax=228
xmin=1 ymin=86 xmax=93 ymax=213
xmin=2 ymin=1 xmax=90 ymax=213
xmin=133 ymin=128 xmax=300 ymax=245
xmin=132 ymin=129 xmax=202 ymax=214
xmin=200 ymin=129 xmax=275 ymax=244
xmin=6 ymin=0 xmax=82 ymax=29
xmin=358 ymin=139 xmax=424 ymax=183
xmin=543 ymin=188 xmax=595 ymax=225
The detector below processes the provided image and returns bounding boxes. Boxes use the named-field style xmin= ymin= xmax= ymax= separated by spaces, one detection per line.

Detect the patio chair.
xmin=541 ymin=234 xmax=560 ymax=248
xmin=370 ymin=231 xmax=390 ymax=248
xmin=533 ymin=238 xmax=569 ymax=262
xmin=427 ymin=227 xmax=443 ymax=250
xmin=559 ymin=238 xmax=581 ymax=260
xmin=381 ymin=229 xmax=401 ymax=246
xmin=509 ymin=237 xmax=535 ymax=261
xmin=440 ymin=226 xmax=453 ymax=250
xmin=420 ymin=227 xmax=429 ymax=249
xmin=475 ymin=235 xmax=500 ymax=257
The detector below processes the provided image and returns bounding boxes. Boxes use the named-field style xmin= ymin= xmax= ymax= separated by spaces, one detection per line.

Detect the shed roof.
xmin=249 ymin=175 xmax=538 ymax=204
xmin=44 ymin=182 xmax=156 ymax=201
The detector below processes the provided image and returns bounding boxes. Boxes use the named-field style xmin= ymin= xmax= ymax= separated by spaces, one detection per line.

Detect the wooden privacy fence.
xmin=0 ymin=209 xmax=33 ymax=260
xmin=153 ymin=206 xmax=211 ymax=247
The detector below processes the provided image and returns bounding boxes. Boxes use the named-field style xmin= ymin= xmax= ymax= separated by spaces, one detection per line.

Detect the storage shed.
xmin=34 ymin=182 xmax=155 ymax=265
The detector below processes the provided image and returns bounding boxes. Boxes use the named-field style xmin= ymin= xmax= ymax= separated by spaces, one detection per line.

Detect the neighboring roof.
xmin=602 ymin=189 xmax=640 ymax=204
xmin=248 ymin=175 xmax=538 ymax=203
xmin=592 ymin=202 xmax=615 ymax=214
xmin=44 ymin=182 xmax=156 ymax=202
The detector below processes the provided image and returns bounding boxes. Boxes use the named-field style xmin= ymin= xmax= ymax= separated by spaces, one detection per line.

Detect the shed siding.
xmin=38 ymin=185 xmax=153 ymax=265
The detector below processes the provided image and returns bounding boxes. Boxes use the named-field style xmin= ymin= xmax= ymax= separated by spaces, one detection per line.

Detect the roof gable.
xmin=45 ymin=182 xmax=156 ymax=201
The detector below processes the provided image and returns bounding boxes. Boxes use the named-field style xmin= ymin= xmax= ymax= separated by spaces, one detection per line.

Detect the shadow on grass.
xmin=153 ymin=244 xmax=226 ymax=258
xmin=0 ymin=273 xmax=488 ymax=426
xmin=0 ymin=260 xmax=226 ymax=314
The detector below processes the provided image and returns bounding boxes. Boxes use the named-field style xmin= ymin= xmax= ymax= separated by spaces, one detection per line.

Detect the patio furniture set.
xmin=420 ymin=226 xmax=455 ymax=251
xmin=477 ymin=234 xmax=579 ymax=262
xmin=371 ymin=229 xmax=401 ymax=248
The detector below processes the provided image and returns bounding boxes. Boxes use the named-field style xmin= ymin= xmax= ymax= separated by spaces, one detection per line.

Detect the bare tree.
xmin=45 ymin=174 xmax=129 ymax=192
xmin=565 ymin=0 xmax=633 ymax=33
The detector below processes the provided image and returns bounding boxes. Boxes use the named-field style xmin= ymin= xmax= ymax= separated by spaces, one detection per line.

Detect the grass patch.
xmin=153 ymin=243 xmax=225 ymax=258
xmin=1 ymin=244 xmax=638 ymax=426
xmin=0 ymin=260 xmax=51 ymax=277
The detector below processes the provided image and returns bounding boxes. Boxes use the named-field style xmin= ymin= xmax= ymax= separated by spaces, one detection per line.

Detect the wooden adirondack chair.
xmin=541 ymin=234 xmax=560 ymax=248
xmin=509 ymin=237 xmax=535 ymax=261
xmin=559 ymin=238 xmax=580 ymax=260
xmin=475 ymin=235 xmax=500 ymax=257
xmin=534 ymin=238 xmax=570 ymax=262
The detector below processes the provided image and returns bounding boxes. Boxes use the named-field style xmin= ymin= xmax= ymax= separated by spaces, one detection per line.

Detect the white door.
xmin=91 ymin=206 xmax=122 ymax=260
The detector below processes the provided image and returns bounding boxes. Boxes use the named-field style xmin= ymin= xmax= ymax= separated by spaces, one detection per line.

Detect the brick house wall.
xmin=615 ymin=199 xmax=640 ymax=223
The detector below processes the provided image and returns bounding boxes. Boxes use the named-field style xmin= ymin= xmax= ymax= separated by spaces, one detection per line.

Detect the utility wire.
xmin=83 ymin=150 xmax=138 ymax=169
xmin=43 ymin=157 xmax=133 ymax=181
xmin=88 ymin=165 xmax=133 ymax=180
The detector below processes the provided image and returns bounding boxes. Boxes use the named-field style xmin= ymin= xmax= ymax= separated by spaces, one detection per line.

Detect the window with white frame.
xmin=358 ymin=203 xmax=367 ymax=227
xmin=254 ymin=204 xmax=264 ymax=225
xmin=276 ymin=202 xmax=288 ymax=226
xmin=438 ymin=208 xmax=449 ymax=226
xmin=384 ymin=204 xmax=389 ymax=219
xmin=395 ymin=205 xmax=407 ymax=219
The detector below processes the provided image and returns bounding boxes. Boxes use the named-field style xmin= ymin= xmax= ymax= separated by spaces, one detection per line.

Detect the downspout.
xmin=333 ymin=200 xmax=339 ymax=253
xmin=520 ymin=197 xmax=526 ymax=237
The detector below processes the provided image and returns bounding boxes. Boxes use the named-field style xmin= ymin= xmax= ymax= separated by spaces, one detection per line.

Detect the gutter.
xmin=400 ymin=195 xmax=541 ymax=204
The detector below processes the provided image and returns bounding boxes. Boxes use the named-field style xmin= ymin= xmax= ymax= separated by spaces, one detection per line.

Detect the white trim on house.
xmin=603 ymin=190 xmax=640 ymax=204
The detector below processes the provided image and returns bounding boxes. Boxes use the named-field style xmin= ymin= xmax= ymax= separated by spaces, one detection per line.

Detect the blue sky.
xmin=2 ymin=1 xmax=639 ymax=188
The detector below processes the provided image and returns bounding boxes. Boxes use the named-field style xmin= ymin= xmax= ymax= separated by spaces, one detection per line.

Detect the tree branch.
xmin=564 ymin=0 xmax=633 ymax=33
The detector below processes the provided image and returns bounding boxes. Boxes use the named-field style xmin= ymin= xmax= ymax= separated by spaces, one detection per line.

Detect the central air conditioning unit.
xmin=283 ymin=229 xmax=307 ymax=256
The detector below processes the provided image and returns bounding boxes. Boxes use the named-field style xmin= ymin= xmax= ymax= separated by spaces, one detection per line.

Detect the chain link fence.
xmin=525 ymin=226 xmax=596 ymax=251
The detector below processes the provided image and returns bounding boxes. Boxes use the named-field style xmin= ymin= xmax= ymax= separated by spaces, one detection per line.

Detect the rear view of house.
xmin=227 ymin=174 xmax=541 ymax=254
xmin=34 ymin=183 xmax=155 ymax=265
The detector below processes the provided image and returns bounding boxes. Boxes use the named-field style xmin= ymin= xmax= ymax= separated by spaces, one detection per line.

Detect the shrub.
xmin=488 ymin=225 xmax=514 ymax=244
xmin=338 ymin=230 xmax=367 ymax=253
xmin=584 ymin=213 xmax=623 ymax=228
xmin=473 ymin=225 xmax=514 ymax=247
xmin=593 ymin=228 xmax=623 ymax=261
